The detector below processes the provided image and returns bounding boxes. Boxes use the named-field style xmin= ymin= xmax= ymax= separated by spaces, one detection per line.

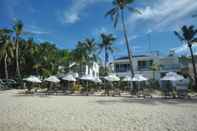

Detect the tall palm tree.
xmin=13 ymin=20 xmax=23 ymax=79
xmin=105 ymin=0 xmax=141 ymax=77
xmin=0 ymin=29 xmax=14 ymax=79
xmin=71 ymin=41 xmax=88 ymax=76
xmin=174 ymin=25 xmax=197 ymax=87
xmin=72 ymin=39 xmax=99 ymax=76
xmin=99 ymin=33 xmax=116 ymax=75
xmin=84 ymin=38 xmax=98 ymax=72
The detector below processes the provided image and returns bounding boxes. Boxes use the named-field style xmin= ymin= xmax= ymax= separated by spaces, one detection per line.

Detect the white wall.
xmin=84 ymin=62 xmax=99 ymax=77
xmin=112 ymin=55 xmax=180 ymax=80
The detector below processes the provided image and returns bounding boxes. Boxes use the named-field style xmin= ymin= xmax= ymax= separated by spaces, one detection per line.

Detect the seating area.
xmin=16 ymin=72 xmax=191 ymax=99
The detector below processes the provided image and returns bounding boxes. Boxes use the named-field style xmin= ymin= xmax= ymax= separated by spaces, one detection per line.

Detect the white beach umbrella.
xmin=122 ymin=75 xmax=133 ymax=89
xmin=161 ymin=72 xmax=184 ymax=81
xmin=93 ymin=77 xmax=102 ymax=83
xmin=62 ymin=74 xmax=76 ymax=82
xmin=132 ymin=74 xmax=148 ymax=82
xmin=73 ymin=73 xmax=79 ymax=78
xmin=122 ymin=75 xmax=132 ymax=82
xmin=45 ymin=76 xmax=60 ymax=83
xmin=23 ymin=76 xmax=42 ymax=83
xmin=80 ymin=75 xmax=95 ymax=81
xmin=104 ymin=74 xmax=120 ymax=82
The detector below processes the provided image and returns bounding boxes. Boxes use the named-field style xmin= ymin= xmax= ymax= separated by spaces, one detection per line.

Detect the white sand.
xmin=0 ymin=90 xmax=197 ymax=131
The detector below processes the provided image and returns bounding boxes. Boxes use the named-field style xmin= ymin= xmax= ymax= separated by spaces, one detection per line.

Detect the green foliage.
xmin=174 ymin=25 xmax=197 ymax=87
xmin=99 ymin=33 xmax=116 ymax=75
xmin=0 ymin=27 xmax=71 ymax=78
xmin=70 ymin=38 xmax=99 ymax=76
xmin=106 ymin=0 xmax=141 ymax=28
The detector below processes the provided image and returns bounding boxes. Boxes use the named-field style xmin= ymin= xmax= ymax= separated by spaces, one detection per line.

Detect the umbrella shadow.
xmin=12 ymin=91 xmax=51 ymax=98
xmin=95 ymin=97 xmax=197 ymax=106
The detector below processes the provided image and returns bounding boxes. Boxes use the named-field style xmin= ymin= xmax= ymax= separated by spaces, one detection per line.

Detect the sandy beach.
xmin=0 ymin=90 xmax=197 ymax=131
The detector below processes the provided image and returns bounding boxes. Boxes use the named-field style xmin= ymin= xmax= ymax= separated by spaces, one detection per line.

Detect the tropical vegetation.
xmin=0 ymin=20 xmax=110 ymax=80
xmin=99 ymin=33 xmax=116 ymax=75
xmin=174 ymin=25 xmax=197 ymax=88
xmin=105 ymin=0 xmax=141 ymax=77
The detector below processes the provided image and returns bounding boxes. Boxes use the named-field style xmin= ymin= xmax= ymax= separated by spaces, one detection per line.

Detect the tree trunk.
xmin=104 ymin=47 xmax=108 ymax=75
xmin=120 ymin=9 xmax=134 ymax=77
xmin=188 ymin=45 xmax=197 ymax=88
xmin=153 ymin=71 xmax=155 ymax=80
xmin=4 ymin=53 xmax=8 ymax=79
xmin=79 ymin=62 xmax=82 ymax=77
xmin=15 ymin=38 xmax=21 ymax=79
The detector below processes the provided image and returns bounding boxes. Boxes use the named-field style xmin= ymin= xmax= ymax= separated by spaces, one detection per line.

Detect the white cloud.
xmin=173 ymin=44 xmax=197 ymax=56
xmin=128 ymin=0 xmax=197 ymax=32
xmin=62 ymin=0 xmax=110 ymax=24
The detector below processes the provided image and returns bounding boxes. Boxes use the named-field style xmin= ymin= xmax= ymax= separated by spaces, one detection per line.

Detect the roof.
xmin=115 ymin=55 xmax=150 ymax=60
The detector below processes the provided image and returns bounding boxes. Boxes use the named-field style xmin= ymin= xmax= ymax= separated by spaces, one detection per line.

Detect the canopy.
xmin=104 ymin=74 xmax=120 ymax=82
xmin=80 ymin=75 xmax=95 ymax=81
xmin=62 ymin=74 xmax=76 ymax=82
xmin=93 ymin=77 xmax=102 ymax=83
xmin=122 ymin=75 xmax=132 ymax=82
xmin=161 ymin=72 xmax=184 ymax=81
xmin=23 ymin=76 xmax=42 ymax=83
xmin=45 ymin=76 xmax=60 ymax=83
xmin=132 ymin=74 xmax=148 ymax=82
xmin=73 ymin=73 xmax=79 ymax=78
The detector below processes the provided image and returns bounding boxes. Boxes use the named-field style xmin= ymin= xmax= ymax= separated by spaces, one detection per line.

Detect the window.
xmin=138 ymin=60 xmax=153 ymax=71
xmin=115 ymin=64 xmax=130 ymax=72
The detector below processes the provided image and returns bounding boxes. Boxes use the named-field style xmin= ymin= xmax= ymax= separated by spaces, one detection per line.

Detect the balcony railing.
xmin=138 ymin=66 xmax=151 ymax=71
xmin=160 ymin=64 xmax=180 ymax=71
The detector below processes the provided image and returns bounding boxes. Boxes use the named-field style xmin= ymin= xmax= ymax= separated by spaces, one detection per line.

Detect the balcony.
xmin=160 ymin=64 xmax=180 ymax=71
xmin=138 ymin=66 xmax=151 ymax=71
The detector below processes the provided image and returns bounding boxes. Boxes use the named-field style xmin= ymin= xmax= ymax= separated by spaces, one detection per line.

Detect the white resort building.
xmin=111 ymin=52 xmax=181 ymax=80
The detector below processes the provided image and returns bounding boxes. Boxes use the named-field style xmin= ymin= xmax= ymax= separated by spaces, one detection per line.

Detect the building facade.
xmin=112 ymin=54 xmax=181 ymax=80
xmin=69 ymin=62 xmax=100 ymax=78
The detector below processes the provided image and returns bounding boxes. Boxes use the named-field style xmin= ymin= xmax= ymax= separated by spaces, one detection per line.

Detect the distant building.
xmin=84 ymin=62 xmax=99 ymax=77
xmin=69 ymin=62 xmax=99 ymax=78
xmin=112 ymin=54 xmax=181 ymax=80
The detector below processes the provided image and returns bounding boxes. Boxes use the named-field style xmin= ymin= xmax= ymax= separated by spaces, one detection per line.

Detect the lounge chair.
xmin=176 ymin=81 xmax=190 ymax=99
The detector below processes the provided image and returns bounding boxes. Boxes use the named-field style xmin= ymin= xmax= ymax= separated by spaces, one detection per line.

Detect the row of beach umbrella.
xmin=23 ymin=72 xmax=185 ymax=84
xmin=23 ymin=74 xmax=102 ymax=83
xmin=22 ymin=74 xmax=150 ymax=84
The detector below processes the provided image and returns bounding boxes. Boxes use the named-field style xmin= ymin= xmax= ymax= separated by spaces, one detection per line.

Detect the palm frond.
xmin=126 ymin=6 xmax=142 ymax=14
xmin=105 ymin=7 xmax=118 ymax=17
xmin=174 ymin=31 xmax=184 ymax=41
xmin=126 ymin=0 xmax=135 ymax=3
xmin=192 ymin=14 xmax=197 ymax=17
xmin=191 ymin=38 xmax=197 ymax=44
xmin=113 ymin=11 xmax=120 ymax=28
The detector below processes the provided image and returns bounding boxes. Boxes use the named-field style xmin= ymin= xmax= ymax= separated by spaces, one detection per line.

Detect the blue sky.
xmin=1 ymin=0 xmax=197 ymax=58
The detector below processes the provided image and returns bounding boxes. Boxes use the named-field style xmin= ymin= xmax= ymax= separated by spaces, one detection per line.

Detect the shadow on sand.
xmin=95 ymin=97 xmax=197 ymax=106
xmin=9 ymin=90 xmax=197 ymax=106
xmin=12 ymin=91 xmax=51 ymax=98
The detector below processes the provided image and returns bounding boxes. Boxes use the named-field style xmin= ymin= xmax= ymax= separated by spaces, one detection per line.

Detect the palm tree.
xmin=0 ymin=29 xmax=14 ymax=79
xmin=105 ymin=0 xmax=141 ymax=77
xmin=71 ymin=39 xmax=99 ymax=76
xmin=99 ymin=33 xmax=116 ymax=75
xmin=13 ymin=20 xmax=24 ymax=79
xmin=71 ymin=41 xmax=88 ymax=76
xmin=83 ymin=38 xmax=98 ymax=73
xmin=174 ymin=25 xmax=197 ymax=87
